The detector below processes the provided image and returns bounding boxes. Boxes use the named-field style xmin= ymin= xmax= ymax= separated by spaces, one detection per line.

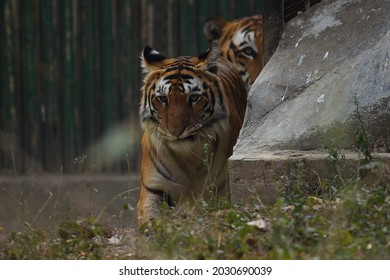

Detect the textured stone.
xmin=229 ymin=0 xmax=390 ymax=203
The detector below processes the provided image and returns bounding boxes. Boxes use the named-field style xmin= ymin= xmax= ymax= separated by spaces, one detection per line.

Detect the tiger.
xmin=137 ymin=41 xmax=247 ymax=224
xmin=203 ymin=15 xmax=263 ymax=91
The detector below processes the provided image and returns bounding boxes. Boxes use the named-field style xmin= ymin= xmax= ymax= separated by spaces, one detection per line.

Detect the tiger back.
xmin=138 ymin=42 xmax=247 ymax=224
xmin=203 ymin=15 xmax=263 ymax=90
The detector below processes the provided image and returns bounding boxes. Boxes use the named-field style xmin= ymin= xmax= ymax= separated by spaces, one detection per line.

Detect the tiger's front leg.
xmin=137 ymin=183 xmax=163 ymax=225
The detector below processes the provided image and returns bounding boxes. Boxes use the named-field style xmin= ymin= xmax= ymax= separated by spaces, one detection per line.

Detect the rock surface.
xmin=234 ymin=0 xmax=390 ymax=154
xmin=229 ymin=0 xmax=390 ymax=203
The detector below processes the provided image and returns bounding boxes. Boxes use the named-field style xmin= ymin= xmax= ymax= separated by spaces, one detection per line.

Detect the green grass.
xmin=130 ymin=161 xmax=389 ymax=260
xmin=1 ymin=158 xmax=388 ymax=260
xmin=1 ymin=216 xmax=110 ymax=260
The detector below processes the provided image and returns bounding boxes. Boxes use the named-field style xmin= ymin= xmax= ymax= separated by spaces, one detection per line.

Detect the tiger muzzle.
xmin=158 ymin=123 xmax=203 ymax=141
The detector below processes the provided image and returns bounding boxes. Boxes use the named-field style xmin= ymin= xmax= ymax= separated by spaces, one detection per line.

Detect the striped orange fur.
xmin=204 ymin=15 xmax=263 ymax=90
xmin=138 ymin=42 xmax=246 ymax=224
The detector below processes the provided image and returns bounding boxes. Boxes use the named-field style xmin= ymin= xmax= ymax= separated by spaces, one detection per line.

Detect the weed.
xmin=323 ymin=140 xmax=348 ymax=198
xmin=353 ymin=93 xmax=373 ymax=163
xmin=2 ymin=216 xmax=108 ymax=259
xmin=202 ymin=135 xmax=218 ymax=206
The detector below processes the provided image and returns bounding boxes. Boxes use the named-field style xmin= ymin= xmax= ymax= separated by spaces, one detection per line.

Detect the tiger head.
xmin=140 ymin=42 xmax=227 ymax=143
xmin=203 ymin=15 xmax=263 ymax=90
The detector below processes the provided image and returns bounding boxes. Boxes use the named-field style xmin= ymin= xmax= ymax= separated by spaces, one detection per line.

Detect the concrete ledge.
xmin=229 ymin=151 xmax=390 ymax=205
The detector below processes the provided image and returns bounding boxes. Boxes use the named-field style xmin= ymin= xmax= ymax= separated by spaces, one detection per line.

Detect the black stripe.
xmin=140 ymin=114 xmax=157 ymax=123
xmin=164 ymin=74 xmax=178 ymax=80
xmin=202 ymin=113 xmax=226 ymax=128
xmin=207 ymin=87 xmax=215 ymax=116
xmin=229 ymin=42 xmax=239 ymax=56
xmin=144 ymin=185 xmax=176 ymax=207
xmin=142 ymin=91 xmax=148 ymax=109
xmin=213 ymin=80 xmax=224 ymax=107
xmin=163 ymin=73 xmax=195 ymax=82
xmin=241 ymin=25 xmax=252 ymax=34
xmin=164 ymin=65 xmax=195 ymax=73
xmin=227 ymin=51 xmax=233 ymax=63
xmin=148 ymin=91 xmax=158 ymax=119
xmin=165 ymin=143 xmax=191 ymax=178
xmin=148 ymin=147 xmax=174 ymax=182
xmin=180 ymin=74 xmax=195 ymax=80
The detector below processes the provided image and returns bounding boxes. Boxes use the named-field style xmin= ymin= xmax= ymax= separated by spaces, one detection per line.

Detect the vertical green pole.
xmin=0 ymin=0 xmax=3 ymax=169
xmin=11 ymin=0 xmax=24 ymax=172
xmin=180 ymin=0 xmax=190 ymax=55
xmin=1 ymin=0 xmax=17 ymax=134
xmin=20 ymin=0 xmax=39 ymax=169
xmin=100 ymin=0 xmax=115 ymax=131
xmin=82 ymin=0 xmax=96 ymax=149
xmin=63 ymin=0 xmax=76 ymax=171
xmin=73 ymin=0 xmax=82 ymax=158
xmin=256 ymin=0 xmax=264 ymax=14
xmin=41 ymin=0 xmax=57 ymax=170
xmin=236 ymin=0 xmax=249 ymax=18
xmin=0 ymin=0 xmax=4 ymax=133
xmin=218 ymin=0 xmax=231 ymax=20
xmin=197 ymin=0 xmax=210 ymax=52
xmin=167 ymin=0 xmax=174 ymax=56
xmin=169 ymin=0 xmax=180 ymax=56
xmin=0 ymin=0 xmax=17 ymax=170
xmin=130 ymin=0 xmax=141 ymax=99
xmin=131 ymin=0 xmax=143 ymax=168
xmin=121 ymin=0 xmax=133 ymax=117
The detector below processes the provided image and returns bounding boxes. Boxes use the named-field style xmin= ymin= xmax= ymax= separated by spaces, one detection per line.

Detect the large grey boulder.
xmin=229 ymin=0 xmax=390 ymax=204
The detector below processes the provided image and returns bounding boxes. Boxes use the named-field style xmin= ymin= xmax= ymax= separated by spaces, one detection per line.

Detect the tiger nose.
xmin=168 ymin=125 xmax=186 ymax=137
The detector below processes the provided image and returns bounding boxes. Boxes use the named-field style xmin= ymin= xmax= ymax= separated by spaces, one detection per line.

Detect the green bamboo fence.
xmin=0 ymin=0 xmax=266 ymax=174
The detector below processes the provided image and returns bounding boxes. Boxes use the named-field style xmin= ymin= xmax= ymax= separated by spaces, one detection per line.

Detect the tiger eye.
xmin=243 ymin=47 xmax=256 ymax=57
xmin=157 ymin=95 xmax=168 ymax=103
xmin=189 ymin=94 xmax=201 ymax=103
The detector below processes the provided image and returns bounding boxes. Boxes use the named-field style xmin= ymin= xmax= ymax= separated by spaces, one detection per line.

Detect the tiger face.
xmin=203 ymin=15 xmax=263 ymax=90
xmin=140 ymin=45 xmax=226 ymax=144
xmin=138 ymin=42 xmax=247 ymax=224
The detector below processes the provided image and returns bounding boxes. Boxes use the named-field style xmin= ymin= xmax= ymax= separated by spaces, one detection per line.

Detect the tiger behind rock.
xmin=137 ymin=42 xmax=247 ymax=224
xmin=203 ymin=15 xmax=263 ymax=91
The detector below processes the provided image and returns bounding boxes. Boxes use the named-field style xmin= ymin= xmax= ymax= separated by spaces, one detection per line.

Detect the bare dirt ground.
xmin=103 ymin=228 xmax=139 ymax=259
xmin=0 ymin=174 xmax=140 ymax=238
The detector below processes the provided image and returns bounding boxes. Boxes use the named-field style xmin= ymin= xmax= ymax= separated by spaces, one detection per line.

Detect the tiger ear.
xmin=141 ymin=46 xmax=167 ymax=73
xmin=197 ymin=41 xmax=219 ymax=74
xmin=203 ymin=17 xmax=226 ymax=41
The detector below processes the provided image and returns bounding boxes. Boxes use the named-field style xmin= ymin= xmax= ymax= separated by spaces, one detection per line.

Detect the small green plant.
xmin=323 ymin=140 xmax=348 ymax=198
xmin=2 ymin=215 xmax=108 ymax=260
xmin=202 ymin=135 xmax=217 ymax=201
xmin=202 ymin=134 xmax=230 ymax=210
xmin=353 ymin=93 xmax=373 ymax=163
xmin=57 ymin=215 xmax=107 ymax=259
xmin=136 ymin=204 xmax=260 ymax=260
